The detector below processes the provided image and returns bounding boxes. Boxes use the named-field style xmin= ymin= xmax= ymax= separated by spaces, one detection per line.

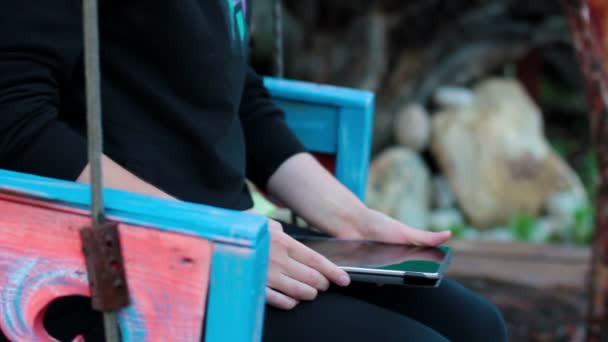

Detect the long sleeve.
xmin=0 ymin=0 xmax=89 ymax=180
xmin=240 ymin=68 xmax=306 ymax=189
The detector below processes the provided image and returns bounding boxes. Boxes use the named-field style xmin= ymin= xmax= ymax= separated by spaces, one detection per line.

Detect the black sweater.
xmin=0 ymin=0 xmax=305 ymax=210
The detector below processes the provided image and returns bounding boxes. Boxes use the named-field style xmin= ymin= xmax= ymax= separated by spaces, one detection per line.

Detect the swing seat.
xmin=0 ymin=78 xmax=374 ymax=341
xmin=0 ymin=170 xmax=269 ymax=342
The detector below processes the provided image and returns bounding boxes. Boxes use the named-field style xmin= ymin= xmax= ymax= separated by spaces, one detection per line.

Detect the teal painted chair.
xmin=265 ymin=77 xmax=374 ymax=201
xmin=0 ymin=78 xmax=374 ymax=341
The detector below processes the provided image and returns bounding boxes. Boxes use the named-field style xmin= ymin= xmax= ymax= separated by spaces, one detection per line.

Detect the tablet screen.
xmin=297 ymin=237 xmax=451 ymax=276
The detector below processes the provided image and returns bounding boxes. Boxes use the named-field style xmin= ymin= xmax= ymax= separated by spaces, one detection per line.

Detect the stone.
xmin=461 ymin=229 xmax=481 ymax=240
xmin=478 ymin=227 xmax=515 ymax=242
xmin=428 ymin=209 xmax=464 ymax=231
xmin=366 ymin=147 xmax=431 ymax=229
xmin=546 ymin=190 xmax=588 ymax=227
xmin=533 ymin=217 xmax=566 ymax=243
xmin=431 ymin=78 xmax=586 ymax=228
xmin=431 ymin=176 xmax=456 ymax=209
xmin=394 ymin=103 xmax=431 ymax=152
xmin=434 ymin=86 xmax=475 ymax=109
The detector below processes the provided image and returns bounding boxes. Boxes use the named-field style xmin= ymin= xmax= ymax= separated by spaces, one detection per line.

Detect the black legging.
xmin=5 ymin=224 xmax=508 ymax=341
xmin=264 ymin=279 xmax=506 ymax=341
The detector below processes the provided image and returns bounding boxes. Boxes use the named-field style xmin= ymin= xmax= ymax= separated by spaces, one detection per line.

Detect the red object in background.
xmin=314 ymin=153 xmax=336 ymax=174
xmin=517 ymin=49 xmax=544 ymax=103
xmin=562 ymin=1 xmax=608 ymax=341
xmin=588 ymin=0 xmax=608 ymax=65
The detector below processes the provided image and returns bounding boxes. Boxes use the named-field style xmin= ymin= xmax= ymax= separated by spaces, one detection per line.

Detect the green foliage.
xmin=572 ymin=151 xmax=597 ymax=245
xmin=581 ymin=151 xmax=599 ymax=201
xmin=540 ymin=76 xmax=587 ymax=114
xmin=549 ymin=140 xmax=571 ymax=158
xmin=547 ymin=138 xmax=597 ymax=246
xmin=509 ymin=213 xmax=538 ymax=242
xmin=570 ymin=205 xmax=594 ymax=245
xmin=502 ymin=63 xmax=517 ymax=79
xmin=448 ymin=223 xmax=467 ymax=239
xmin=504 ymin=205 xmax=594 ymax=245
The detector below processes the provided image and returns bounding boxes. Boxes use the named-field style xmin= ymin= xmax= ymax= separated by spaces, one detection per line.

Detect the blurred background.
xmin=249 ymin=0 xmax=601 ymax=340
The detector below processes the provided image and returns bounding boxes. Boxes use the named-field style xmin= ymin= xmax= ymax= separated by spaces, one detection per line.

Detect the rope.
xmin=82 ymin=0 xmax=121 ymax=340
xmin=273 ymin=0 xmax=299 ymax=225
xmin=273 ymin=0 xmax=284 ymax=78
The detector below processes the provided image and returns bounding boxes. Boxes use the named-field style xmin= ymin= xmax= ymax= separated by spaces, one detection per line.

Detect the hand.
xmin=265 ymin=219 xmax=350 ymax=310
xmin=337 ymin=208 xmax=452 ymax=247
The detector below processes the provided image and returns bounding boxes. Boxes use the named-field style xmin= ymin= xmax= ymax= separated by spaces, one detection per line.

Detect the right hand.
xmin=265 ymin=219 xmax=350 ymax=310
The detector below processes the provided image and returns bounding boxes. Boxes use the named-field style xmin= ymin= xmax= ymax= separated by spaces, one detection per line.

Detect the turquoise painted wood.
xmin=0 ymin=169 xmax=269 ymax=341
xmin=265 ymin=77 xmax=375 ymax=200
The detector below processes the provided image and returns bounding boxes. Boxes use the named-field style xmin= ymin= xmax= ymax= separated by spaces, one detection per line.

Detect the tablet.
xmin=296 ymin=237 xmax=452 ymax=287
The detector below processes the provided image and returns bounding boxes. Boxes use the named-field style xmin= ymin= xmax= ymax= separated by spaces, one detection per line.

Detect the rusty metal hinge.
xmin=80 ymin=222 xmax=130 ymax=311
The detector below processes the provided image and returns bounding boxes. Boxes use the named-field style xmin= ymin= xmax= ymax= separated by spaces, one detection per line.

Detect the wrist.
xmin=324 ymin=198 xmax=369 ymax=239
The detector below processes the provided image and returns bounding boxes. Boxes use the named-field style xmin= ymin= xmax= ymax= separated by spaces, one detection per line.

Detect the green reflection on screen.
xmin=376 ymin=246 xmax=450 ymax=274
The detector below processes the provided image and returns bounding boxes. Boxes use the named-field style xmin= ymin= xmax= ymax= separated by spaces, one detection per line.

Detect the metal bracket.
xmin=80 ymin=222 xmax=130 ymax=311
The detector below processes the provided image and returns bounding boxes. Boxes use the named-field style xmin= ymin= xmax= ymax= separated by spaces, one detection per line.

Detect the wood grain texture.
xmin=206 ymin=235 xmax=270 ymax=342
xmin=0 ymin=169 xmax=267 ymax=247
xmin=336 ymin=106 xmax=374 ymax=201
xmin=0 ymin=195 xmax=212 ymax=341
xmin=276 ymin=98 xmax=340 ymax=154
xmin=0 ymin=170 xmax=269 ymax=342
xmin=264 ymin=77 xmax=375 ymax=108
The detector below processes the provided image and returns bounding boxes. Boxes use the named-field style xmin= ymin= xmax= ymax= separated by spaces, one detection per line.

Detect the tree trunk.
xmin=561 ymin=0 xmax=608 ymax=340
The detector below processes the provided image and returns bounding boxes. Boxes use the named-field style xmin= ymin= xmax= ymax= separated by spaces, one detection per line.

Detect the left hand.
xmin=335 ymin=208 xmax=451 ymax=247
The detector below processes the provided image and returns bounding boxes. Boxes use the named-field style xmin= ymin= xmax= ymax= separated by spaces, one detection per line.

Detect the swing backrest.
xmin=265 ymin=77 xmax=374 ymax=201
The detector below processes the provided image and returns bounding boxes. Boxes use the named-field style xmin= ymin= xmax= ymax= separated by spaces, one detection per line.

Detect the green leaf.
xmin=509 ymin=214 xmax=537 ymax=242
xmin=571 ymin=205 xmax=594 ymax=245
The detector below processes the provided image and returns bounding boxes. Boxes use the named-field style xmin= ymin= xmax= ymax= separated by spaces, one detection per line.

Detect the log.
xmin=446 ymin=240 xmax=590 ymax=290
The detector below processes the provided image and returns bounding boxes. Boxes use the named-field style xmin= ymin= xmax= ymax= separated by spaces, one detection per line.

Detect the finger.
xmin=284 ymin=259 xmax=330 ymax=291
xmin=287 ymin=238 xmax=350 ymax=287
xmin=273 ymin=273 xmax=319 ymax=301
xmin=399 ymin=225 xmax=452 ymax=246
xmin=266 ymin=287 xmax=299 ymax=310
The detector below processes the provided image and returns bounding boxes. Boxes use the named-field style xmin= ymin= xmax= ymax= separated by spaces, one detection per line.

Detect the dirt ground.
xmin=455 ymin=277 xmax=588 ymax=342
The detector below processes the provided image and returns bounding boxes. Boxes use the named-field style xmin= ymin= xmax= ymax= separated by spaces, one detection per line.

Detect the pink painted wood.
xmin=0 ymin=193 xmax=212 ymax=341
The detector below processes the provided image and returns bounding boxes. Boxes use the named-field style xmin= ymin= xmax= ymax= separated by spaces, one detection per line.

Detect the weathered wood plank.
xmin=0 ymin=195 xmax=212 ymax=341
xmin=336 ymin=106 xmax=374 ymax=201
xmin=447 ymin=240 xmax=591 ymax=290
xmin=0 ymin=169 xmax=266 ymax=247
xmin=206 ymin=238 xmax=270 ymax=342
